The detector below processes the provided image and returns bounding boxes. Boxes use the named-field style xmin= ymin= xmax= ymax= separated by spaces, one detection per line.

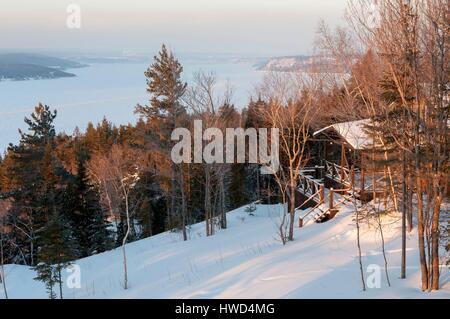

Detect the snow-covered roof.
xmin=313 ymin=119 xmax=372 ymax=150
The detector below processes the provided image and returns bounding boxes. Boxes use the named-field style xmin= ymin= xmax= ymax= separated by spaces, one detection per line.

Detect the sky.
xmin=1 ymin=0 xmax=348 ymax=56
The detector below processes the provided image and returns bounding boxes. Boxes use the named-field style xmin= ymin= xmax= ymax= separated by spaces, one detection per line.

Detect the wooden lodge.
xmin=295 ymin=119 xmax=391 ymax=227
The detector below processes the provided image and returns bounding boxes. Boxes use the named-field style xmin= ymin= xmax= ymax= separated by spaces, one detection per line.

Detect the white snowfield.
xmin=2 ymin=204 xmax=449 ymax=299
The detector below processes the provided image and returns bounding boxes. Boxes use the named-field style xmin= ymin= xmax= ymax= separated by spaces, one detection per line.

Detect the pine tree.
xmin=136 ymin=44 xmax=187 ymax=124
xmin=135 ymin=44 xmax=188 ymax=237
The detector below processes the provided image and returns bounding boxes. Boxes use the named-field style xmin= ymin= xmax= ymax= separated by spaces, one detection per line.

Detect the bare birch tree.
xmin=185 ymin=71 xmax=234 ymax=236
xmin=258 ymin=73 xmax=319 ymax=242
xmin=88 ymin=145 xmax=144 ymax=290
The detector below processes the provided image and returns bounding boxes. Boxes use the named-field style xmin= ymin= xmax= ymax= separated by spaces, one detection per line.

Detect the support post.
xmin=329 ymin=188 xmax=334 ymax=211
xmin=320 ymin=185 xmax=325 ymax=204
xmin=340 ymin=144 xmax=346 ymax=182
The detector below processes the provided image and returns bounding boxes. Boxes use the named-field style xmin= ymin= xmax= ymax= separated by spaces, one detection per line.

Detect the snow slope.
xmin=2 ymin=204 xmax=449 ymax=299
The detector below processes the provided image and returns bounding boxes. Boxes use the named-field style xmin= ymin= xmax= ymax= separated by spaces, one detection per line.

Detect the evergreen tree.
xmin=34 ymin=143 xmax=76 ymax=299
xmin=34 ymin=210 xmax=76 ymax=299
xmin=242 ymin=98 xmax=269 ymax=202
xmin=5 ymin=104 xmax=58 ymax=265
xmin=136 ymin=44 xmax=187 ymax=125
xmin=135 ymin=44 xmax=188 ymax=236
xmin=64 ymin=153 xmax=111 ymax=257
xmin=228 ymin=163 xmax=248 ymax=209
xmin=133 ymin=170 xmax=167 ymax=238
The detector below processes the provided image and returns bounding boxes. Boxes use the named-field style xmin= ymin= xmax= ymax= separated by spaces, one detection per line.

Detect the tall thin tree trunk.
xmin=351 ymin=143 xmax=366 ymax=292
xmin=383 ymin=167 xmax=388 ymax=209
xmin=219 ymin=175 xmax=227 ymax=229
xmin=205 ymin=167 xmax=211 ymax=236
xmin=431 ymin=185 xmax=441 ymax=290
xmin=0 ymin=225 xmax=8 ymax=299
xmin=279 ymin=196 xmax=288 ymax=246
xmin=424 ymin=182 xmax=433 ymax=292
xmin=377 ymin=211 xmax=391 ymax=287
xmin=256 ymin=167 xmax=261 ymax=201
xmin=355 ymin=204 xmax=366 ymax=291
xmin=187 ymin=163 xmax=192 ymax=228
xmin=212 ymin=180 xmax=218 ymax=236
xmin=416 ymin=179 xmax=429 ymax=291
xmin=180 ymin=167 xmax=188 ymax=241
xmin=170 ymin=162 xmax=177 ymax=229
xmin=401 ymin=151 xmax=407 ymax=279
xmin=122 ymin=192 xmax=130 ymax=290
xmin=58 ymin=267 xmax=63 ymax=299
xmin=407 ymin=175 xmax=413 ymax=232
xmin=29 ymin=222 xmax=34 ymax=266
xmin=288 ymin=185 xmax=296 ymax=241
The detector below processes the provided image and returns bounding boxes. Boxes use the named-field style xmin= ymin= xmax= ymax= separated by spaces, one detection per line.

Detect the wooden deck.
xmin=296 ymin=162 xmax=387 ymax=227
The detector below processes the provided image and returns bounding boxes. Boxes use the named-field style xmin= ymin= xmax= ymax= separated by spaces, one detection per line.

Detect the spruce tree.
xmin=229 ymin=163 xmax=248 ymax=209
xmin=242 ymin=98 xmax=268 ymax=202
xmin=133 ymin=170 xmax=167 ymax=238
xmin=34 ymin=143 xmax=76 ymax=299
xmin=34 ymin=210 xmax=76 ymax=299
xmin=5 ymin=104 xmax=58 ymax=265
xmin=64 ymin=153 xmax=111 ymax=257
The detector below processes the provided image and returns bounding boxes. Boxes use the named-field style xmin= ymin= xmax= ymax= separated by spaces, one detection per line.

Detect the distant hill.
xmin=0 ymin=53 xmax=87 ymax=69
xmin=73 ymin=55 xmax=149 ymax=64
xmin=0 ymin=53 xmax=86 ymax=81
xmin=258 ymin=55 xmax=344 ymax=73
xmin=0 ymin=64 xmax=76 ymax=81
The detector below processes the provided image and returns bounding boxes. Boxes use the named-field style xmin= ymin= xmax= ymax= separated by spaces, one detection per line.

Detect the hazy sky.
xmin=1 ymin=0 xmax=348 ymax=56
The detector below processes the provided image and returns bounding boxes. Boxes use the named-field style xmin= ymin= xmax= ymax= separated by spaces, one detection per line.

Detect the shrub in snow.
xmin=245 ymin=203 xmax=257 ymax=216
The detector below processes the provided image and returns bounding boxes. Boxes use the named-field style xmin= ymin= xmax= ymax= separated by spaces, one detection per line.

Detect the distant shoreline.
xmin=0 ymin=53 xmax=88 ymax=82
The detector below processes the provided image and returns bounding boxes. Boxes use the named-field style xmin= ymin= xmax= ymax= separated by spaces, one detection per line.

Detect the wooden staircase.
xmin=296 ymin=165 xmax=356 ymax=227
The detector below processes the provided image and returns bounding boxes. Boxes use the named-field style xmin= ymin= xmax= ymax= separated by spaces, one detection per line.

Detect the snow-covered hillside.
xmin=2 ymin=204 xmax=449 ymax=299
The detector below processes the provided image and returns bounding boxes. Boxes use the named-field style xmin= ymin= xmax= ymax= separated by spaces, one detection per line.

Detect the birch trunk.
xmin=401 ymin=151 xmax=407 ymax=279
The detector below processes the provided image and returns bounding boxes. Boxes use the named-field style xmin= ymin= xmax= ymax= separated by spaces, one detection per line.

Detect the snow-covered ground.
xmin=2 ymin=204 xmax=449 ymax=299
